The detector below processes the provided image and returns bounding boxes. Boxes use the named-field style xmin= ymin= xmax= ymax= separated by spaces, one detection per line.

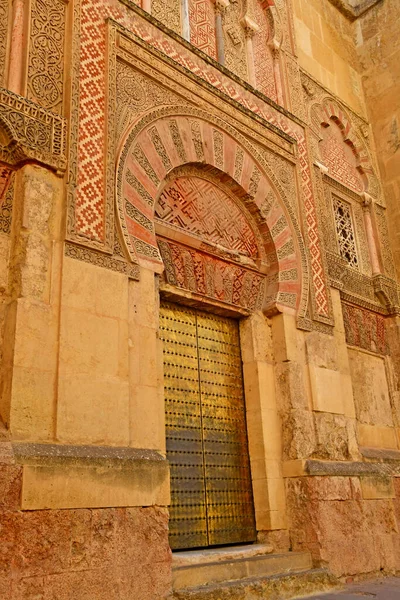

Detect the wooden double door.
xmin=159 ymin=301 xmax=256 ymax=550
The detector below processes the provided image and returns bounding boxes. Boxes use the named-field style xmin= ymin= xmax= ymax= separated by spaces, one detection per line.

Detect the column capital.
xmin=241 ymin=15 xmax=259 ymax=38
xmin=214 ymin=0 xmax=229 ymax=12
xmin=362 ymin=192 xmax=374 ymax=210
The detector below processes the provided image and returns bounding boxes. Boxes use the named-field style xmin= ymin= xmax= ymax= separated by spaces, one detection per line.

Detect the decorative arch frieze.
xmin=116 ymin=107 xmax=309 ymax=318
xmin=259 ymin=0 xmax=283 ymax=49
xmin=310 ymin=97 xmax=378 ymax=198
xmin=236 ymin=0 xmax=283 ymax=48
xmin=307 ymin=94 xmax=399 ymax=313
xmin=239 ymin=0 xmax=284 ymax=102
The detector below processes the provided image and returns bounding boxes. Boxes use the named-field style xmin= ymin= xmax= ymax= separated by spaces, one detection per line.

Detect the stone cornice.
xmin=11 ymin=442 xmax=166 ymax=466
xmin=284 ymin=457 xmax=400 ymax=478
xmin=328 ymin=0 xmax=383 ymax=21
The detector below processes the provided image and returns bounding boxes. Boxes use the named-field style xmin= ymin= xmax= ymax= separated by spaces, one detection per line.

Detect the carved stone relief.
xmin=375 ymin=204 xmax=397 ymax=280
xmin=159 ymin=237 xmax=266 ymax=312
xmin=115 ymin=60 xmax=186 ymax=144
xmin=156 ymin=171 xmax=267 ymax=312
xmin=188 ymin=0 xmax=217 ymax=60
xmin=0 ymin=0 xmax=9 ymax=87
xmin=65 ymin=241 xmax=140 ymax=279
xmin=285 ymin=53 xmax=306 ymax=121
xmin=342 ymin=302 xmax=387 ymax=355
xmin=273 ymin=0 xmax=290 ymax=53
xmin=0 ymin=88 xmax=67 ymax=172
xmin=156 ymin=175 xmax=260 ymax=261
xmin=332 ymin=195 xmax=359 ymax=269
xmin=306 ymin=84 xmax=379 ymax=201
xmin=323 ymin=180 xmax=371 ymax=278
xmin=301 ymin=71 xmax=399 ymax=315
xmin=320 ymin=119 xmax=365 ymax=195
xmin=260 ymin=148 xmax=297 ymax=209
xmin=152 ymin=0 xmax=181 ymax=34
xmin=222 ymin=0 xmax=248 ymax=81
xmin=253 ymin=0 xmax=277 ymax=101
xmin=0 ymin=171 xmax=13 ymax=234
xmin=27 ymin=0 xmax=67 ymax=113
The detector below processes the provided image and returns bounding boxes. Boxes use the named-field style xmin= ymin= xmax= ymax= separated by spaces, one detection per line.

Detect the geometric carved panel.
xmin=343 ymin=302 xmax=387 ymax=354
xmin=68 ymin=10 xmax=327 ymax=322
xmin=156 ymin=176 xmax=259 ymax=260
xmin=189 ymin=0 xmax=217 ymax=60
xmin=159 ymin=238 xmax=266 ymax=312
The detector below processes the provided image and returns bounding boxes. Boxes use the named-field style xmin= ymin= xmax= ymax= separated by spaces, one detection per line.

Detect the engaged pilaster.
xmin=241 ymin=15 xmax=259 ymax=88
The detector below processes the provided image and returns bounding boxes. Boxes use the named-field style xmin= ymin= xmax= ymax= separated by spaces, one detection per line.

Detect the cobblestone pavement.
xmin=300 ymin=578 xmax=400 ymax=599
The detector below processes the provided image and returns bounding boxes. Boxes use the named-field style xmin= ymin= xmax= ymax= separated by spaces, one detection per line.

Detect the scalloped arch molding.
xmin=116 ymin=109 xmax=309 ymax=317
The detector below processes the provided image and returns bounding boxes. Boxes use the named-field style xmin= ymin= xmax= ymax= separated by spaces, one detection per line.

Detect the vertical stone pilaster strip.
xmin=272 ymin=46 xmax=284 ymax=107
xmin=0 ymin=0 xmax=10 ymax=87
xmin=181 ymin=0 xmax=190 ymax=41
xmin=363 ymin=194 xmax=381 ymax=275
xmin=241 ymin=16 xmax=259 ymax=88
xmin=7 ymin=0 xmax=26 ymax=94
xmin=215 ymin=0 xmax=229 ymax=65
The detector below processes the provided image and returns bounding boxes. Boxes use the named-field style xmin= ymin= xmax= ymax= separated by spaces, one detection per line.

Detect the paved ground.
xmin=300 ymin=577 xmax=400 ymax=599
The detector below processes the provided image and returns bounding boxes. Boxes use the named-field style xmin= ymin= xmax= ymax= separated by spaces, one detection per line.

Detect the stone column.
xmin=363 ymin=193 xmax=382 ymax=275
xmin=7 ymin=0 xmax=27 ymax=94
xmin=214 ymin=0 xmax=229 ymax=65
xmin=181 ymin=0 xmax=191 ymax=42
xmin=241 ymin=15 xmax=259 ymax=88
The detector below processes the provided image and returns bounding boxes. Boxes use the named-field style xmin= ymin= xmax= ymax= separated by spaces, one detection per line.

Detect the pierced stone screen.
xmin=333 ymin=196 xmax=359 ymax=269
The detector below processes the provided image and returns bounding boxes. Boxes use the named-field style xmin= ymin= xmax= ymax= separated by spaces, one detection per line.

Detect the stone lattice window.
xmin=333 ymin=196 xmax=359 ymax=268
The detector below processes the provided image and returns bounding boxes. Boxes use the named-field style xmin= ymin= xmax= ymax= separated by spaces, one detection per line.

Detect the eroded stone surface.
xmin=286 ymin=477 xmax=400 ymax=577
xmin=0 ymin=506 xmax=172 ymax=600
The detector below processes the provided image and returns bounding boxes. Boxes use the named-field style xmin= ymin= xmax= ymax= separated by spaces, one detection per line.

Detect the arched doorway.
xmin=115 ymin=109 xmax=309 ymax=550
xmin=155 ymin=169 xmax=265 ymax=549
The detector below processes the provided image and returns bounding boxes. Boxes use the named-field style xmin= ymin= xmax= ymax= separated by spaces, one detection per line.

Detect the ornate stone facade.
xmin=1 ymin=0 xmax=400 ymax=597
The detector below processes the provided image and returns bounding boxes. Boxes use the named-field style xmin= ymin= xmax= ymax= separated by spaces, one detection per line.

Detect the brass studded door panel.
xmin=160 ymin=301 xmax=256 ymax=550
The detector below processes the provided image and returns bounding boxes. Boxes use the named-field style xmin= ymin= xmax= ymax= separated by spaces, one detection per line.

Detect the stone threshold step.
xmin=172 ymin=544 xmax=273 ymax=567
xmin=173 ymin=550 xmax=313 ymax=591
xmin=171 ymin=567 xmax=339 ymax=599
